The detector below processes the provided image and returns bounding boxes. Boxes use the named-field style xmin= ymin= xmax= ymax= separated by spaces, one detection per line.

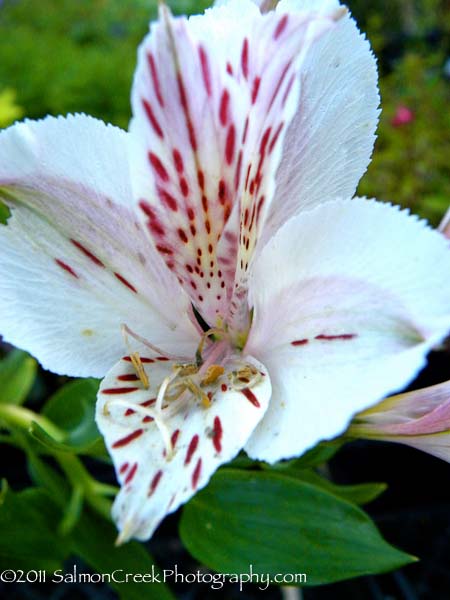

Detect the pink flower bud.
xmin=391 ymin=105 xmax=414 ymax=127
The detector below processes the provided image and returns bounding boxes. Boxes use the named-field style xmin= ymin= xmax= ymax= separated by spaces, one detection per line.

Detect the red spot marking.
xmin=178 ymin=228 xmax=189 ymax=243
xmin=141 ymin=398 xmax=156 ymax=407
xmin=269 ymin=121 xmax=284 ymax=154
xmin=242 ymin=117 xmax=249 ymax=144
xmin=260 ymin=127 xmax=272 ymax=157
xmin=202 ymin=195 xmax=208 ymax=212
xmin=149 ymin=220 xmax=165 ymax=237
xmin=249 ymin=179 xmax=255 ymax=195
xmin=198 ymin=45 xmax=212 ymax=96
xmin=190 ymin=224 xmax=197 ymax=236
xmin=180 ymin=178 xmax=189 ymax=197
xmin=218 ymin=179 xmax=226 ymax=204
xmin=221 ymin=383 xmax=227 ymax=392
xmin=292 ymin=339 xmax=309 ymax=346
xmin=315 ymin=334 xmax=357 ymax=341
xmin=156 ymin=356 xmax=170 ymax=362
xmin=123 ymin=356 xmax=155 ymax=364
xmin=177 ymin=74 xmax=197 ymax=150
xmin=235 ymin=150 xmax=243 ymax=191
xmin=156 ymin=244 xmax=173 ymax=255
xmin=143 ymin=415 xmax=154 ymax=423
xmin=147 ymin=53 xmax=164 ymax=107
xmin=219 ymin=90 xmax=230 ymax=126
xmin=207 ymin=282 xmax=211 ymax=289
xmin=197 ymin=248 xmax=203 ymax=257
xmin=148 ymin=470 xmax=163 ymax=496
xmin=207 ymin=391 xmax=213 ymax=402
xmin=197 ymin=170 xmax=205 ymax=191
xmin=124 ymin=408 xmax=136 ymax=416
xmin=158 ymin=188 xmax=178 ymax=212
xmin=282 ymin=74 xmax=296 ymax=108
xmin=115 ymin=273 xmax=137 ymax=293
xmin=245 ymin=164 xmax=252 ymax=190
xmin=269 ymin=61 xmax=292 ymax=110
xmin=102 ymin=387 xmax=139 ymax=395
xmin=185 ymin=434 xmax=199 ymax=465
xmin=226 ymin=62 xmax=233 ymax=75
xmin=208 ymin=243 xmax=213 ymax=253
xmin=119 ymin=462 xmax=129 ymax=474
xmin=241 ymin=388 xmax=260 ymax=408
xmin=256 ymin=195 xmax=265 ymax=223
xmin=187 ymin=207 xmax=195 ymax=220
xmin=139 ymin=199 xmax=156 ymax=219
xmin=212 ymin=416 xmax=223 ymax=452
xmin=244 ymin=208 xmax=249 ymax=227
xmin=225 ymin=125 xmax=236 ymax=164
xmin=118 ymin=373 xmax=140 ymax=381
xmin=172 ymin=148 xmax=184 ymax=173
xmin=205 ymin=220 xmax=211 ymax=234
xmin=171 ymin=429 xmax=180 ymax=448
xmin=190 ymin=280 xmax=197 ymax=290
xmin=148 ymin=152 xmax=169 ymax=181
xmin=274 ymin=14 xmax=289 ymax=40
xmin=241 ymin=38 xmax=249 ymax=79
xmin=71 ymin=240 xmax=104 ymax=267
xmin=251 ymin=76 xmax=261 ymax=104
xmin=55 ymin=259 xmax=78 ymax=279
xmin=142 ymin=99 xmax=164 ymax=138
xmin=112 ymin=428 xmax=144 ymax=448
xmin=198 ymin=295 xmax=204 ymax=302
xmin=124 ymin=462 xmax=138 ymax=485
xmin=186 ymin=264 xmax=194 ymax=274
xmin=192 ymin=458 xmax=202 ymax=490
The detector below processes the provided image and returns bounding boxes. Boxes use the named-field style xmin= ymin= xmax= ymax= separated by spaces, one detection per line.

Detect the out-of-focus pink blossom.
xmin=391 ymin=105 xmax=414 ymax=127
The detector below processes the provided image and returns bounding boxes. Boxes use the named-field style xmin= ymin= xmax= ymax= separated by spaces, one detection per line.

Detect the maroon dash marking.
xmin=148 ymin=470 xmax=163 ymax=496
xmin=180 ymin=178 xmax=189 ymax=197
xmin=141 ymin=398 xmax=156 ymax=407
xmin=192 ymin=458 xmax=202 ymax=490
xmin=256 ymin=195 xmax=265 ymax=223
xmin=124 ymin=408 xmax=136 ymax=416
xmin=274 ymin=14 xmax=289 ymax=40
xmin=142 ymin=99 xmax=164 ymax=138
xmin=221 ymin=383 xmax=227 ymax=392
xmin=235 ymin=150 xmax=243 ymax=191
xmin=226 ymin=62 xmax=233 ymax=75
xmin=218 ymin=179 xmax=226 ymax=204
xmin=251 ymin=76 xmax=261 ymax=104
xmin=242 ymin=117 xmax=249 ymax=144
xmin=171 ymin=428 xmax=180 ymax=449
xmin=143 ymin=415 xmax=154 ymax=423
xmin=139 ymin=199 xmax=156 ymax=219
xmin=260 ymin=126 xmax=272 ymax=157
xmin=119 ymin=462 xmax=129 ymax=474
xmin=124 ymin=462 xmax=138 ymax=485
xmin=291 ymin=339 xmax=309 ymax=346
xmin=118 ymin=373 xmax=140 ymax=381
xmin=315 ymin=334 xmax=357 ymax=341
xmin=172 ymin=148 xmax=184 ymax=173
xmin=185 ymin=434 xmax=199 ymax=465
xmin=123 ymin=356 xmax=155 ymax=364
xmin=199 ymin=46 xmax=212 ymax=96
xmin=177 ymin=74 xmax=198 ymax=151
xmin=147 ymin=53 xmax=164 ymax=107
xmin=114 ymin=272 xmax=137 ymax=293
xmin=269 ymin=121 xmax=284 ymax=154
xmin=156 ymin=356 xmax=170 ymax=362
xmin=197 ymin=169 xmax=205 ymax=191
xmin=112 ymin=429 xmax=144 ymax=448
xmin=102 ymin=387 xmax=139 ymax=395
xmin=158 ymin=188 xmax=178 ymax=212
xmin=225 ymin=125 xmax=236 ymax=165
xmin=241 ymin=38 xmax=249 ymax=79
xmin=148 ymin=152 xmax=169 ymax=182
xmin=219 ymin=89 xmax=230 ymax=126
xmin=55 ymin=259 xmax=78 ymax=279
xmin=156 ymin=244 xmax=173 ymax=256
xmin=241 ymin=388 xmax=260 ymax=408
xmin=212 ymin=416 xmax=223 ymax=453
xmin=269 ymin=61 xmax=292 ymax=110
xmin=70 ymin=240 xmax=105 ymax=267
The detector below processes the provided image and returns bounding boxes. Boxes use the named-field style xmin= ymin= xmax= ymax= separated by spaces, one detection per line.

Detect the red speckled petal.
xmin=130 ymin=0 xmax=337 ymax=327
xmin=96 ymin=353 xmax=271 ymax=542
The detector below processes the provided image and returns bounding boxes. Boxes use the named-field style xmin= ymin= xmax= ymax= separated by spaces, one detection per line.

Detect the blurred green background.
xmin=0 ymin=0 xmax=449 ymax=222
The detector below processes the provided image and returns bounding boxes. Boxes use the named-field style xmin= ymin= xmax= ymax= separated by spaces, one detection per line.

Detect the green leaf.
xmin=0 ymin=482 xmax=69 ymax=571
xmin=0 ymin=200 xmax=10 ymax=225
xmin=288 ymin=440 xmax=344 ymax=469
xmin=42 ymin=378 xmax=107 ymax=456
xmin=282 ymin=468 xmax=387 ymax=505
xmin=180 ymin=469 xmax=415 ymax=586
xmin=0 ymin=350 xmax=37 ymax=405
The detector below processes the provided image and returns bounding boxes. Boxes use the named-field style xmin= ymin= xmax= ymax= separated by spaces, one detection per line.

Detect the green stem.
xmin=0 ymin=404 xmax=66 ymax=441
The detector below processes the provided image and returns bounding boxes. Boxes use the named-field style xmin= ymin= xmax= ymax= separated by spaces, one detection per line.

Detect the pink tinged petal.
xmin=96 ymin=354 xmax=271 ymax=542
xmin=0 ymin=115 xmax=198 ymax=377
xmin=129 ymin=0 xmax=338 ymax=326
xmin=244 ymin=198 xmax=450 ymax=463
xmin=260 ymin=0 xmax=380 ymax=248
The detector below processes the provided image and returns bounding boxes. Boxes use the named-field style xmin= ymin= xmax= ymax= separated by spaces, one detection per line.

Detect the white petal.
xmin=260 ymin=3 xmax=380 ymax=246
xmin=129 ymin=1 xmax=338 ymax=326
xmin=0 ymin=115 xmax=198 ymax=377
xmin=245 ymin=198 xmax=450 ymax=462
xmin=96 ymin=353 xmax=271 ymax=541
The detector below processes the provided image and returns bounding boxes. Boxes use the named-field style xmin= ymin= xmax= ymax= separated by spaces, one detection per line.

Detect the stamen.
xmin=121 ymin=323 xmax=189 ymax=362
xmin=201 ymin=364 xmax=225 ymax=386
xmin=130 ymin=352 xmax=150 ymax=389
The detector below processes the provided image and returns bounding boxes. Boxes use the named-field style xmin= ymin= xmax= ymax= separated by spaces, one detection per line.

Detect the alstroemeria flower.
xmin=1 ymin=0 xmax=450 ymax=543
xmin=349 ymin=380 xmax=450 ymax=462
